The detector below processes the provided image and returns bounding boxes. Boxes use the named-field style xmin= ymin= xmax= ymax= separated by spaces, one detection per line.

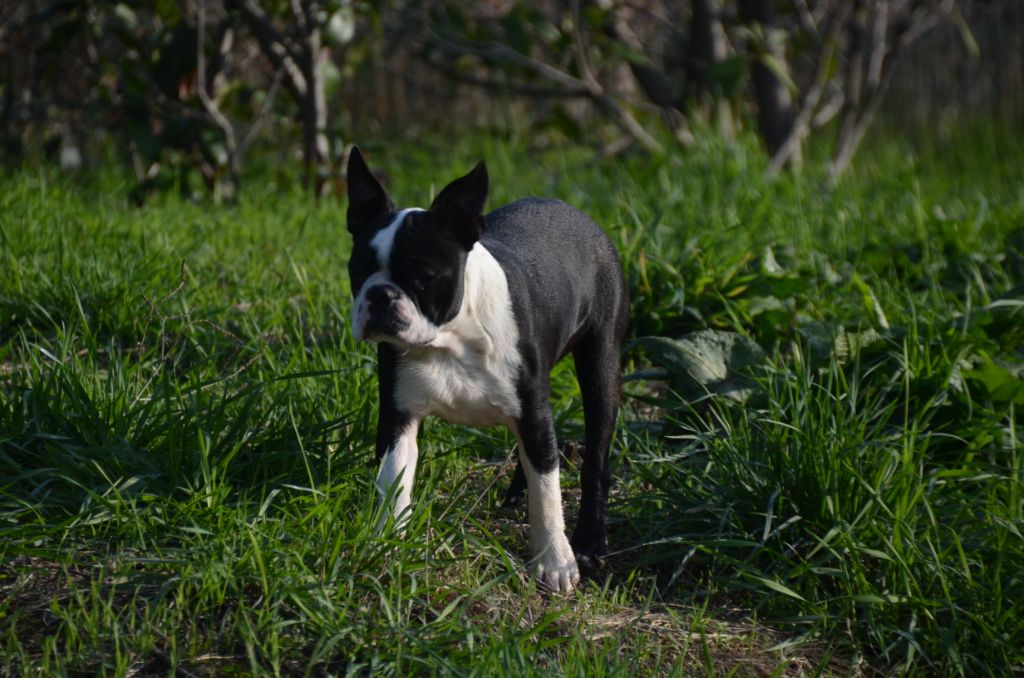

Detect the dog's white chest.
xmin=395 ymin=343 xmax=520 ymax=427
xmin=392 ymin=243 xmax=522 ymax=427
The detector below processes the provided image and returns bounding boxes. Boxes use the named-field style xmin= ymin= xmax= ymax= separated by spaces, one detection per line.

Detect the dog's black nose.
xmin=366 ymin=284 xmax=400 ymax=310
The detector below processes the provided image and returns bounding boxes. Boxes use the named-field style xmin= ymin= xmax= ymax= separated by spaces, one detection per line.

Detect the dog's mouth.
xmin=357 ymin=310 xmax=440 ymax=348
xmin=362 ymin=313 xmax=410 ymax=341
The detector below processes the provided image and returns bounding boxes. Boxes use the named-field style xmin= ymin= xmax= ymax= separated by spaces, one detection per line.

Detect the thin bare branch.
xmin=569 ymin=0 xmax=598 ymax=87
xmin=197 ymin=0 xmax=239 ymax=180
xmin=236 ymin=0 xmax=308 ymax=100
xmin=866 ymin=0 xmax=889 ymax=92
xmin=421 ymin=58 xmax=586 ymax=98
xmin=768 ymin=2 xmax=852 ymax=173
xmin=239 ymin=67 xmax=283 ymax=154
xmin=827 ymin=0 xmax=955 ymax=179
xmin=829 ymin=63 xmax=895 ymax=179
xmin=793 ymin=0 xmax=819 ymax=36
xmin=432 ymin=32 xmax=662 ymax=153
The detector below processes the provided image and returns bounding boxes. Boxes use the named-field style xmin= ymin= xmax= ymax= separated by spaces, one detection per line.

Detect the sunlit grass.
xmin=1 ymin=124 xmax=1022 ymax=674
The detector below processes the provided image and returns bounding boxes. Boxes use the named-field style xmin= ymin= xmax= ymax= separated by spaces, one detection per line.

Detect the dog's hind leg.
xmin=570 ymin=330 xmax=623 ymax=573
xmin=501 ymin=458 xmax=527 ymax=508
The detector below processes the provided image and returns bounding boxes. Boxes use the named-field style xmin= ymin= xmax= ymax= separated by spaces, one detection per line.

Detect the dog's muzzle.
xmin=352 ymin=274 xmax=440 ymax=346
xmin=360 ymin=283 xmax=409 ymax=339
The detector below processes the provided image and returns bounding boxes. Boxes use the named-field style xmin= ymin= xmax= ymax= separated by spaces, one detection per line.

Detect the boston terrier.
xmin=345 ymin=147 xmax=629 ymax=592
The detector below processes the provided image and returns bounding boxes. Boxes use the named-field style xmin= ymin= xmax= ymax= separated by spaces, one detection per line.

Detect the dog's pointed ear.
xmin=430 ymin=161 xmax=488 ymax=250
xmin=347 ymin=146 xmax=394 ymax=235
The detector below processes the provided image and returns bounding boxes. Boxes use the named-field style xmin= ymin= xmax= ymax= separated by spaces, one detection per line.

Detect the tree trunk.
xmin=301 ymin=23 xmax=329 ymax=192
xmin=688 ymin=0 xmax=733 ymax=136
xmin=607 ymin=7 xmax=677 ymax=109
xmin=739 ymin=0 xmax=796 ymax=157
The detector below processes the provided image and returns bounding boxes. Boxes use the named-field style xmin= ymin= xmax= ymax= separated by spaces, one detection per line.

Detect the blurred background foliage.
xmin=2 ymin=0 xmax=1021 ymax=200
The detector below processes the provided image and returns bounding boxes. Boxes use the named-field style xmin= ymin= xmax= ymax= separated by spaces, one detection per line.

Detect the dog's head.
xmin=346 ymin=147 xmax=488 ymax=346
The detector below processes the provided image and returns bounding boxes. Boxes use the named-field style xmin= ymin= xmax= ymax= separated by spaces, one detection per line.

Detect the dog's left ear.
xmin=430 ymin=161 xmax=488 ymax=250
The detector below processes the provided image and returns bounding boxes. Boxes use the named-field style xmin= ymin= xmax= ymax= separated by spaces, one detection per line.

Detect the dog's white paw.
xmin=534 ymin=547 xmax=580 ymax=593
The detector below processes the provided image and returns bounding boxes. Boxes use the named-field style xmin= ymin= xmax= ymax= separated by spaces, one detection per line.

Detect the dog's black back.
xmin=484 ymin=198 xmax=629 ymax=372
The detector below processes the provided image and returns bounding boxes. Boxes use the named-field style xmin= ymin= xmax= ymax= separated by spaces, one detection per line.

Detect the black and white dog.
xmin=346 ymin=148 xmax=629 ymax=592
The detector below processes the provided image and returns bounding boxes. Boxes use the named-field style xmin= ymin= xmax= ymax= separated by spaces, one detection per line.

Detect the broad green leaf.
xmin=966 ymin=359 xmax=1024 ymax=404
xmin=632 ymin=330 xmax=767 ymax=403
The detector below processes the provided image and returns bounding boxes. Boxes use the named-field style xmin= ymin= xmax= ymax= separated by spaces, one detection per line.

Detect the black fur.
xmin=347 ymin=147 xmax=629 ymax=577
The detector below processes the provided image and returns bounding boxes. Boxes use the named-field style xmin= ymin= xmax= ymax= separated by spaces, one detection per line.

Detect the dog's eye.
xmin=413 ymin=269 xmax=437 ymax=289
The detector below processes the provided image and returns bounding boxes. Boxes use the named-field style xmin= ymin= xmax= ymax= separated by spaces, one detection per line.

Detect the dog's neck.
xmin=420 ymin=243 xmax=519 ymax=361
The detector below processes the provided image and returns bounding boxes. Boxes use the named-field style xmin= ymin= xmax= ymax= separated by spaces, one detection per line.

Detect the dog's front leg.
xmin=515 ymin=397 xmax=580 ymax=593
xmin=374 ymin=344 xmax=421 ymax=530
xmin=375 ymin=415 xmax=420 ymax=530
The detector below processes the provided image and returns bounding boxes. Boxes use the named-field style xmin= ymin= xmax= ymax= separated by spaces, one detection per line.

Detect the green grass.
xmin=1 ymin=124 xmax=1023 ymax=675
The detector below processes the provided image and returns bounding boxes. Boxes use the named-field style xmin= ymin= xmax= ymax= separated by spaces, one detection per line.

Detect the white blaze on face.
xmin=370 ymin=208 xmax=419 ymax=269
xmin=351 ymin=208 xmax=439 ymax=345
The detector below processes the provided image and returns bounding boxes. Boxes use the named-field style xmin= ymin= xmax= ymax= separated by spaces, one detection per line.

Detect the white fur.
xmin=371 ymin=208 xmax=422 ymax=269
xmin=393 ymin=243 xmax=522 ymax=426
xmin=376 ymin=418 xmax=421 ymax=529
xmin=519 ymin=445 xmax=579 ymax=592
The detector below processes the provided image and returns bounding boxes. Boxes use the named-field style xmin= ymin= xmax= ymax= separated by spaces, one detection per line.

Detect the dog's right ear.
xmin=347 ymin=146 xmax=395 ymax=235
xmin=430 ymin=161 xmax=488 ymax=251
